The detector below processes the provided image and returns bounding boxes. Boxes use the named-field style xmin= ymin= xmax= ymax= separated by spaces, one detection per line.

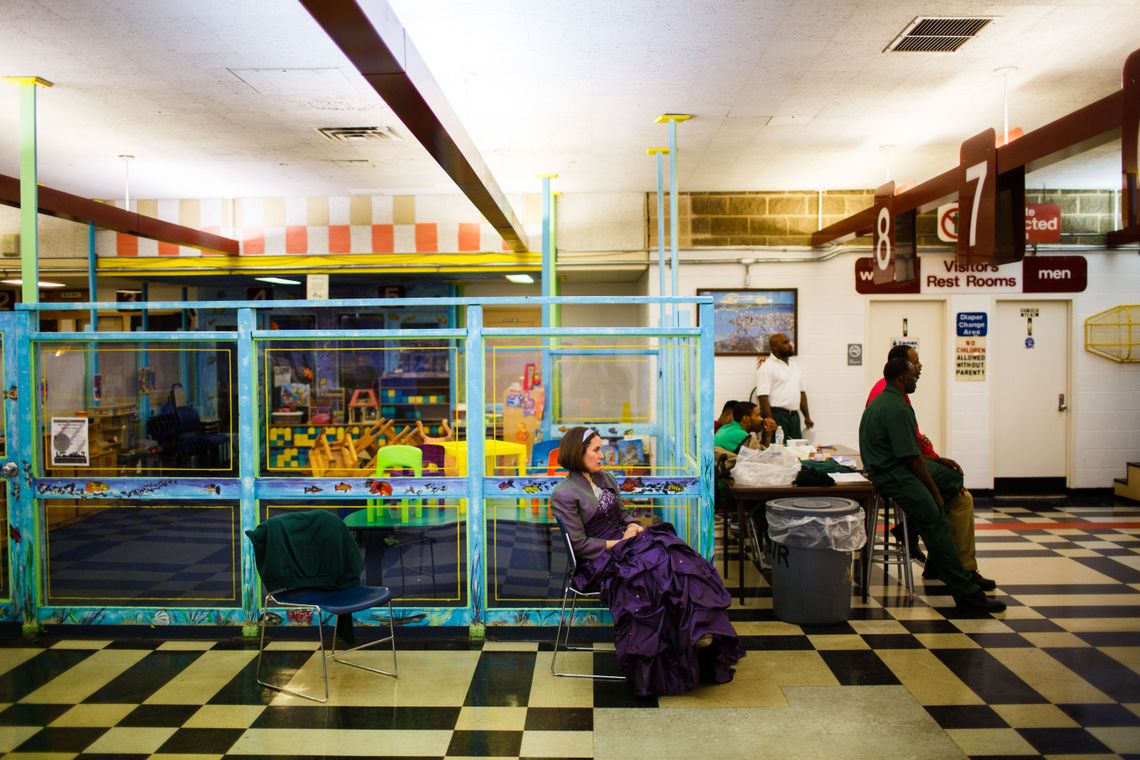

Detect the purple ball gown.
xmin=573 ymin=488 xmax=745 ymax=696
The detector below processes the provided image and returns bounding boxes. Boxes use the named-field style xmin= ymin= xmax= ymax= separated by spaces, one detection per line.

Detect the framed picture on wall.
xmin=696 ymin=288 xmax=798 ymax=356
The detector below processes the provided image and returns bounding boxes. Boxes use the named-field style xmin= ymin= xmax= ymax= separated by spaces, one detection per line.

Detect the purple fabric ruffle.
xmin=575 ymin=522 xmax=745 ymax=696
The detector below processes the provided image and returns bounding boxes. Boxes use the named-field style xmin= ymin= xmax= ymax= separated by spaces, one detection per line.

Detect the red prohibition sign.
xmin=939 ymin=206 xmax=959 ymax=241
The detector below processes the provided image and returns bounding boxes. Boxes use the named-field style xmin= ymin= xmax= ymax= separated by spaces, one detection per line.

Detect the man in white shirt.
xmin=755 ymin=333 xmax=813 ymax=439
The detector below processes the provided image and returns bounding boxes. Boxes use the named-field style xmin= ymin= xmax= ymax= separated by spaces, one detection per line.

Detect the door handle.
xmin=1058 ymin=393 xmax=1068 ymax=412
xmin=1 ymin=462 xmax=17 ymax=478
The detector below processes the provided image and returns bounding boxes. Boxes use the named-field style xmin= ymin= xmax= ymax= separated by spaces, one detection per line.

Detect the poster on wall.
xmin=50 ymin=417 xmax=90 ymax=467
xmin=956 ymin=337 xmax=987 ymax=380
xmin=696 ymin=288 xmax=798 ymax=356
xmin=955 ymin=312 xmax=987 ymax=381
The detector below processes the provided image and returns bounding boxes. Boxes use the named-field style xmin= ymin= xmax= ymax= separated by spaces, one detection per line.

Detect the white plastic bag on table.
xmin=731 ymin=445 xmax=802 ymax=486
xmin=767 ymin=510 xmax=867 ymax=551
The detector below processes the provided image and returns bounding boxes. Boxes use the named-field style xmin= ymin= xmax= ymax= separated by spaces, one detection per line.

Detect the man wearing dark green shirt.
xmin=859 ymin=358 xmax=1005 ymax=612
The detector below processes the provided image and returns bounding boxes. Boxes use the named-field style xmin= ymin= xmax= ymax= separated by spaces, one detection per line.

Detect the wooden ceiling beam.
xmin=0 ymin=173 xmax=240 ymax=254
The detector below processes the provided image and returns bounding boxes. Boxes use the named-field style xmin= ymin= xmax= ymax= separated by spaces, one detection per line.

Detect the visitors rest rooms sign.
xmin=855 ymin=255 xmax=1086 ymax=294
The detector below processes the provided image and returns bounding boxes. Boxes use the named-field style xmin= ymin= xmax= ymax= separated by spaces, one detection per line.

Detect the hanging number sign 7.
xmin=872 ymin=180 xmax=896 ymax=285
xmin=958 ymin=128 xmax=997 ymax=265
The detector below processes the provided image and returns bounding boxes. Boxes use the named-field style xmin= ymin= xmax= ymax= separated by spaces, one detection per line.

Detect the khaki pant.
xmin=946 ymin=488 xmax=978 ymax=572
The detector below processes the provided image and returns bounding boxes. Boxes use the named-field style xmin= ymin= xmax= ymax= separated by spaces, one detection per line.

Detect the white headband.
xmin=582 ymin=427 xmax=597 ymax=442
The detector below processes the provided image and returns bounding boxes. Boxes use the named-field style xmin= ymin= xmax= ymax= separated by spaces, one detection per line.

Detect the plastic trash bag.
xmin=767 ymin=509 xmax=867 ymax=552
xmin=732 ymin=445 xmax=802 ymax=486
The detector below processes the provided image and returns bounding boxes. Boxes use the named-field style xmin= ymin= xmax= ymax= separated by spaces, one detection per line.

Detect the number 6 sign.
xmin=958 ymin=128 xmax=997 ymax=263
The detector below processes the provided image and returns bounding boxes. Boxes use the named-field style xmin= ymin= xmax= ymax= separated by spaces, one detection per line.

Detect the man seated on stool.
xmin=714 ymin=401 xmax=776 ymax=457
xmin=866 ymin=345 xmax=995 ymax=592
xmin=860 ymin=358 xmax=1005 ymax=612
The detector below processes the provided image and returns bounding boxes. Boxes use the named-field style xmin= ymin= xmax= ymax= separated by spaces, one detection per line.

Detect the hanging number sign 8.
xmin=872 ymin=180 xmax=896 ymax=285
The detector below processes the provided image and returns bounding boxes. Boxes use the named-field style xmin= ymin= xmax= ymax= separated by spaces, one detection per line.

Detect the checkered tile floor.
xmin=1 ymin=496 xmax=1139 ymax=759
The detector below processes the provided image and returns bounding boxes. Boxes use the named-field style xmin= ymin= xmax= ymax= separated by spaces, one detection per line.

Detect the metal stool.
xmin=867 ymin=494 xmax=915 ymax=600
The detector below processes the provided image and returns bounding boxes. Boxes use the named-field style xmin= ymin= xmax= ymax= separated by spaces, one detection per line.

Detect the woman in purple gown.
xmin=550 ymin=426 xmax=745 ymax=696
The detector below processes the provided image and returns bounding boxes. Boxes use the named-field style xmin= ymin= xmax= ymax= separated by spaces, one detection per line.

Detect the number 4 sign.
xmin=958 ymin=128 xmax=997 ymax=264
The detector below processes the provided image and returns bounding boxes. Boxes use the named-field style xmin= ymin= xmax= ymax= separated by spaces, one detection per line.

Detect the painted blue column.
xmin=465 ymin=304 xmax=485 ymax=633
xmin=650 ymin=148 xmax=668 ymax=327
xmin=87 ymin=224 xmax=99 ymax=332
xmin=137 ymin=283 xmax=150 ymax=430
xmin=6 ymin=76 xmax=52 ymax=306
xmin=539 ymin=175 xmax=556 ymax=443
xmin=697 ymin=302 xmax=715 ymax=559
xmin=86 ymin=225 xmax=101 ymax=408
xmin=236 ymin=308 xmax=259 ymax=632
xmin=667 ymin=120 xmax=684 ymax=318
xmin=3 ymin=311 xmax=37 ymax=631
xmin=180 ymin=287 xmax=192 ymax=407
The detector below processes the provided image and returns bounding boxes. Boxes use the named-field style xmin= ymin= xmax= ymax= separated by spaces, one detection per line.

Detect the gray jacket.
xmin=550 ymin=470 xmax=637 ymax=561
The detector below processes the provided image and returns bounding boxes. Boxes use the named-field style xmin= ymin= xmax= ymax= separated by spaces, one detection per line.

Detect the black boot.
xmin=969 ymin=571 xmax=997 ymax=592
xmin=954 ymin=592 xmax=1006 ymax=612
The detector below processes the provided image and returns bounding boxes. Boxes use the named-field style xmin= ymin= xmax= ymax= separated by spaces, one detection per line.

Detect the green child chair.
xmin=369 ymin=445 xmax=424 ymax=522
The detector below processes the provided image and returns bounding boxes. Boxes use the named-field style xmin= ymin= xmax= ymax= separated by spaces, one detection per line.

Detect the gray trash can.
xmin=766 ymin=496 xmax=866 ymax=625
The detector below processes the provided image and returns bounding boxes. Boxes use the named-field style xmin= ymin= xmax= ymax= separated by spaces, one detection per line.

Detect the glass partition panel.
xmin=0 ymin=339 xmax=5 ymax=458
xmin=260 ymin=502 xmax=466 ymax=606
xmin=259 ymin=340 xmax=458 ymax=477
xmin=0 ymin=488 xmax=7 ymax=601
xmin=42 ymin=501 xmax=240 ymax=607
xmin=485 ymin=496 xmax=699 ymax=610
xmin=487 ymin=341 xmax=542 ymax=443
xmin=38 ymin=343 xmax=236 ymax=476
xmin=553 ymin=341 xmax=655 ymax=424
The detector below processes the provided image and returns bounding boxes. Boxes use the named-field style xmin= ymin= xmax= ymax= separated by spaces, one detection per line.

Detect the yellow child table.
xmin=439 ymin=439 xmax=528 ymax=477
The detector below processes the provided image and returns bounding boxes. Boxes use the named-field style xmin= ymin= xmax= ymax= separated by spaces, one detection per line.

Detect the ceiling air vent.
xmin=316 ymin=126 xmax=402 ymax=143
xmin=885 ymin=17 xmax=993 ymax=53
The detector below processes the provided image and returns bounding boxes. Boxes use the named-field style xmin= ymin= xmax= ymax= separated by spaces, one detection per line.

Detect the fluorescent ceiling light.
xmin=505 ymin=274 xmax=534 ymax=284
xmin=255 ymin=276 xmax=301 ymax=285
xmin=0 ymin=278 xmax=67 ymax=288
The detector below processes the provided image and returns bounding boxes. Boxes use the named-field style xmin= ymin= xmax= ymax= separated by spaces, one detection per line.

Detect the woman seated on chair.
xmin=550 ymin=426 xmax=744 ymax=696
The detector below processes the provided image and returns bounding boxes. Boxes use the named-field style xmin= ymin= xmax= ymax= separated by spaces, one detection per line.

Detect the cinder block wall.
xmin=650 ymin=190 xmax=1118 ymax=249
xmin=647 ymin=191 xmax=872 ymax=248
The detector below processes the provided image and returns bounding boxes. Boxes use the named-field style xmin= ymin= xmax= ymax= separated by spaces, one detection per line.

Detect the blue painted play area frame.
xmin=0 ymin=295 xmax=714 ymax=636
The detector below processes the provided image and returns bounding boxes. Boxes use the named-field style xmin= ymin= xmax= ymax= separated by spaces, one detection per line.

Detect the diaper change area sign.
xmin=955 ymin=312 xmax=987 ymax=381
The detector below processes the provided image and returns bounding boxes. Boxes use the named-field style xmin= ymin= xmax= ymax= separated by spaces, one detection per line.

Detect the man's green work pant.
xmin=770 ymin=407 xmax=801 ymax=439
xmin=870 ymin=459 xmax=980 ymax=598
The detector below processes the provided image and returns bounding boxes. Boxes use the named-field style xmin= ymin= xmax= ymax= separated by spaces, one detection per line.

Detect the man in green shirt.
xmin=714 ymin=401 xmax=766 ymax=454
xmin=859 ymin=358 xmax=1005 ymax=613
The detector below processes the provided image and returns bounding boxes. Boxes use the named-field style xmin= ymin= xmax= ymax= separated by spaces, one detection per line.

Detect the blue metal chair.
xmin=550 ymin=516 xmax=625 ymax=681
xmin=247 ymin=511 xmax=398 ymax=703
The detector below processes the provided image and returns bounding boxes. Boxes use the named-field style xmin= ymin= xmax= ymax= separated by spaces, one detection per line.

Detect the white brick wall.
xmin=653 ymin=250 xmax=1140 ymax=490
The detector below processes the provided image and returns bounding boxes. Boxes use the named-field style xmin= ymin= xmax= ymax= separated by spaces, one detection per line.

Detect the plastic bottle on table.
xmin=774 ymin=426 xmax=785 ymax=447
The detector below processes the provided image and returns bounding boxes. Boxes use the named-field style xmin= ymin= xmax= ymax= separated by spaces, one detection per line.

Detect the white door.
xmin=867 ymin=301 xmax=946 ymax=452
xmin=993 ymin=301 xmax=1069 ymax=477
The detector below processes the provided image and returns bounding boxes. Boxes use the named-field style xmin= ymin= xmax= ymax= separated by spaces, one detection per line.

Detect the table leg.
xmin=738 ymin=501 xmax=746 ymax=605
xmin=860 ymin=494 xmax=876 ymax=602
xmin=722 ymin=508 xmax=729 ymax=579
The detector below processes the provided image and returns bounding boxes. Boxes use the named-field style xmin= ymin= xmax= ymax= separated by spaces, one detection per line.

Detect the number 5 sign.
xmin=958 ymin=128 xmax=997 ymax=263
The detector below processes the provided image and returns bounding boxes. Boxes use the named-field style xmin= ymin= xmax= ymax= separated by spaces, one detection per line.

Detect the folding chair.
xmin=246 ymin=510 xmax=398 ymax=703
xmin=550 ymin=516 xmax=625 ymax=681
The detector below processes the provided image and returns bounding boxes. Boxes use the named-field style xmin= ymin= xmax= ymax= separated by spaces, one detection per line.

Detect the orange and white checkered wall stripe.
xmin=101 ymin=194 xmax=540 ymax=256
